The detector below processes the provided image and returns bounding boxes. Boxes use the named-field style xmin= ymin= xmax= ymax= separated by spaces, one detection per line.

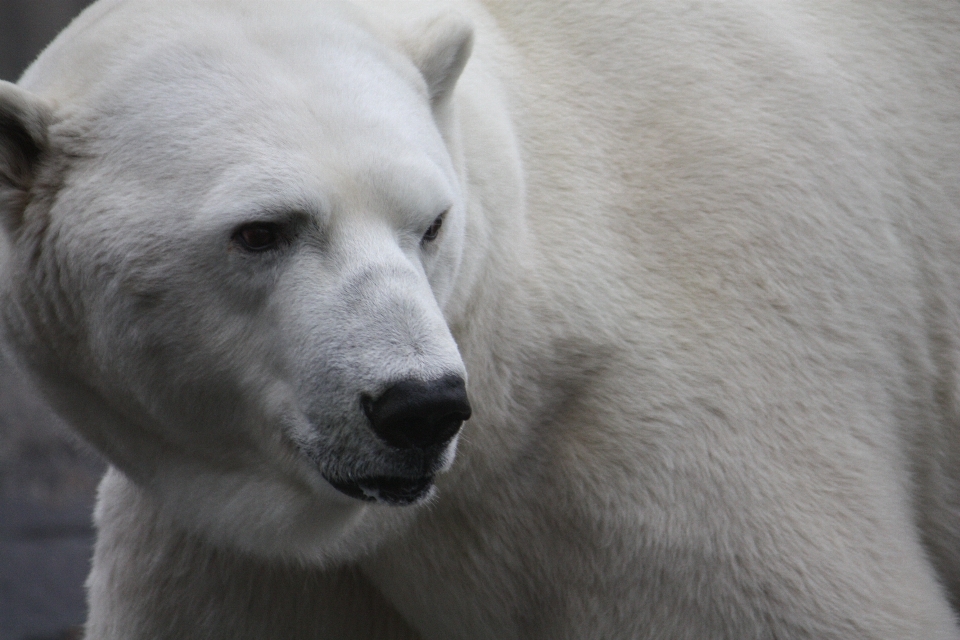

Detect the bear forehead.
xmin=42 ymin=3 xmax=455 ymax=227
xmin=24 ymin=0 xmax=424 ymax=102
xmin=80 ymin=34 xmax=442 ymax=174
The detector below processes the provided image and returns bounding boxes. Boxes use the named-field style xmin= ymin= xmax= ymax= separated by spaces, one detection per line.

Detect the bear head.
xmin=0 ymin=0 xmax=475 ymax=562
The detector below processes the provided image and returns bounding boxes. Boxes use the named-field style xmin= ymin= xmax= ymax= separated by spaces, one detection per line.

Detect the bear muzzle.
xmin=317 ymin=375 xmax=470 ymax=505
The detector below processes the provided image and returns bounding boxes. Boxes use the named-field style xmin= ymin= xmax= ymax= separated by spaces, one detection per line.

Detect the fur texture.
xmin=1 ymin=0 xmax=959 ymax=638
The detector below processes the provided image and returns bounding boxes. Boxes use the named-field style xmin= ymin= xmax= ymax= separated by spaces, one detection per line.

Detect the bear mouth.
xmin=325 ymin=474 xmax=435 ymax=506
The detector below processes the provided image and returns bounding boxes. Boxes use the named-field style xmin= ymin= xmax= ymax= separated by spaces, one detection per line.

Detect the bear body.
xmin=1 ymin=0 xmax=960 ymax=638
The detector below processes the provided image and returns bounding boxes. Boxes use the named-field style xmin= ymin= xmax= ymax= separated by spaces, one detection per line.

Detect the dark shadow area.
xmin=0 ymin=355 xmax=104 ymax=640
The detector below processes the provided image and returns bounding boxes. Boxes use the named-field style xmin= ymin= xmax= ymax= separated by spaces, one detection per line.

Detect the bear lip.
xmin=325 ymin=474 xmax=435 ymax=506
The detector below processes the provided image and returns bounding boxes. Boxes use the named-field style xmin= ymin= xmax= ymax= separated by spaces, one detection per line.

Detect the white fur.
xmin=1 ymin=0 xmax=959 ymax=638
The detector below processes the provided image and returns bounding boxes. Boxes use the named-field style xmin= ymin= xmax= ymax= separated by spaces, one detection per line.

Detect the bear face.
xmin=0 ymin=2 xmax=475 ymax=562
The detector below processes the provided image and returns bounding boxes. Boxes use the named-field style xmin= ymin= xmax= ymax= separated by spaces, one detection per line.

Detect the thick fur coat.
xmin=0 ymin=1 xmax=959 ymax=638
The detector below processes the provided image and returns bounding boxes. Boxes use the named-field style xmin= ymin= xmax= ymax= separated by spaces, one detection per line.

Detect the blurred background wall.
xmin=1 ymin=4 xmax=102 ymax=640
xmin=0 ymin=0 xmax=94 ymax=81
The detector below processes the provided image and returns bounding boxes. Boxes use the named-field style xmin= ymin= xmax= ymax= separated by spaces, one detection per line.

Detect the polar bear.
xmin=1 ymin=0 xmax=960 ymax=637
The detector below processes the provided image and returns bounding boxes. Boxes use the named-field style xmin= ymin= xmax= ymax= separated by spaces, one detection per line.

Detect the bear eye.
xmin=234 ymin=222 xmax=281 ymax=252
xmin=422 ymin=212 xmax=445 ymax=244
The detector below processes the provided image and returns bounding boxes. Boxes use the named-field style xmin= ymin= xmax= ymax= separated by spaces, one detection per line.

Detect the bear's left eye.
xmin=422 ymin=212 xmax=445 ymax=244
xmin=234 ymin=222 xmax=281 ymax=252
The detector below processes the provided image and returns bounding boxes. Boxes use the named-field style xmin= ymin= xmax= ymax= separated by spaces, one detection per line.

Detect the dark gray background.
xmin=0 ymin=1 xmax=94 ymax=82
xmin=1 ymin=3 xmax=102 ymax=639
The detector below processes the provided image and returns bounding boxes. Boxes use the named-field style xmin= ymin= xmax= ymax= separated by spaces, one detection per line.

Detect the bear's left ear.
xmin=0 ymin=81 xmax=54 ymax=234
xmin=402 ymin=13 xmax=474 ymax=109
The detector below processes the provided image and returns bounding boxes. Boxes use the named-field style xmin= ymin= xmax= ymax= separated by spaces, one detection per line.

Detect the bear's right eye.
xmin=234 ymin=223 xmax=281 ymax=252
xmin=421 ymin=212 xmax=446 ymax=244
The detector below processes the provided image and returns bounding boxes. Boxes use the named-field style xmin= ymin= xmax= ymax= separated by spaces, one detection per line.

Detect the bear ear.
xmin=0 ymin=81 xmax=54 ymax=234
xmin=402 ymin=13 xmax=474 ymax=109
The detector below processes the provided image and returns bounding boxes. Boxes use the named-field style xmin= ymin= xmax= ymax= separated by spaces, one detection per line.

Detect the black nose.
xmin=362 ymin=375 xmax=471 ymax=449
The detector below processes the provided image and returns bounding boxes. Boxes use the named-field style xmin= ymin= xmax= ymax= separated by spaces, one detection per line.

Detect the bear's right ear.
xmin=0 ymin=81 xmax=54 ymax=234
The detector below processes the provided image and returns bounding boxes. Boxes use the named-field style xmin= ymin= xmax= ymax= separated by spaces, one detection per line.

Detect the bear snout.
xmin=361 ymin=375 xmax=471 ymax=450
